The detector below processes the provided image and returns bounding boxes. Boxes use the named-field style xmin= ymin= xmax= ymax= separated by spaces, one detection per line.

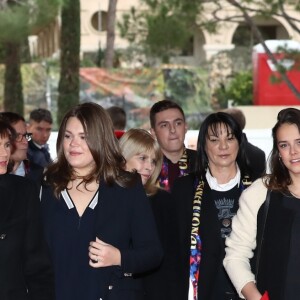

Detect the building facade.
xmin=30 ymin=0 xmax=300 ymax=65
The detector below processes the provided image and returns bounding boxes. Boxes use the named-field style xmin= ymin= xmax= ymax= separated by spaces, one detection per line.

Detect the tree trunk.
xmin=57 ymin=0 xmax=81 ymax=125
xmin=3 ymin=42 xmax=24 ymax=115
xmin=104 ymin=0 xmax=118 ymax=68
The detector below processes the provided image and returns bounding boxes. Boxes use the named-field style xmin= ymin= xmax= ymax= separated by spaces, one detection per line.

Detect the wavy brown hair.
xmin=44 ymin=102 xmax=136 ymax=197
xmin=119 ymin=128 xmax=163 ymax=196
xmin=265 ymin=108 xmax=300 ymax=192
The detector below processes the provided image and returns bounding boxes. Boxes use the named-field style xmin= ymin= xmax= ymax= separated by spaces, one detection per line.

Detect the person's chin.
xmin=141 ymin=176 xmax=149 ymax=185
xmin=168 ymin=145 xmax=184 ymax=153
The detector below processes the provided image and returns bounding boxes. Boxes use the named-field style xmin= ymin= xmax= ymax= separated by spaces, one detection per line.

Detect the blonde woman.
xmin=119 ymin=128 xmax=180 ymax=300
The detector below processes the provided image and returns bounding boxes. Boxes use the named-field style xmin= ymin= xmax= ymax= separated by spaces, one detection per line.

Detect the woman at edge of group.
xmin=0 ymin=120 xmax=54 ymax=300
xmin=119 ymin=128 xmax=180 ymax=300
xmin=41 ymin=102 xmax=163 ymax=300
xmin=171 ymin=112 xmax=259 ymax=300
xmin=224 ymin=107 xmax=300 ymax=300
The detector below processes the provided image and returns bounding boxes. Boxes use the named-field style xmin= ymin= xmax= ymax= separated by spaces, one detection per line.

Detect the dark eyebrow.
xmin=277 ymin=139 xmax=288 ymax=144
xmin=157 ymin=118 xmax=184 ymax=126
xmin=174 ymin=118 xmax=184 ymax=122
xmin=157 ymin=121 xmax=168 ymax=126
xmin=278 ymin=138 xmax=300 ymax=143
xmin=207 ymin=134 xmax=218 ymax=138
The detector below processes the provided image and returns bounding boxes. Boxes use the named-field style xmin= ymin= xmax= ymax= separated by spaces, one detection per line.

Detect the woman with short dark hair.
xmin=172 ymin=112 xmax=258 ymax=299
xmin=0 ymin=120 xmax=54 ymax=300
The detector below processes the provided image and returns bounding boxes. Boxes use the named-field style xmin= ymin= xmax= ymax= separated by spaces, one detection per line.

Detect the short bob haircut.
xmin=44 ymin=102 xmax=133 ymax=197
xmin=0 ymin=120 xmax=16 ymax=173
xmin=119 ymin=128 xmax=163 ymax=196
xmin=265 ymin=107 xmax=300 ymax=192
xmin=195 ymin=112 xmax=250 ymax=179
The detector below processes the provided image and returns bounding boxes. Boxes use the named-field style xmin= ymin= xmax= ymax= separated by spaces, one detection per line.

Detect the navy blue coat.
xmin=41 ymin=178 xmax=163 ymax=300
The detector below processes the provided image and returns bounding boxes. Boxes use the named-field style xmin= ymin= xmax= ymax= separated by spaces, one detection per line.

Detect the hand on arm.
xmin=89 ymin=237 xmax=121 ymax=268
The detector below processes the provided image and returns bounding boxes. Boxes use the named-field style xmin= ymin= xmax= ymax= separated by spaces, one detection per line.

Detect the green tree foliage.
xmin=118 ymin=0 xmax=216 ymax=63
xmin=119 ymin=0 xmax=300 ymax=101
xmin=57 ymin=0 xmax=80 ymax=125
xmin=214 ymin=71 xmax=253 ymax=108
xmin=211 ymin=0 xmax=300 ymax=100
xmin=163 ymin=68 xmax=211 ymax=112
xmin=0 ymin=0 xmax=62 ymax=114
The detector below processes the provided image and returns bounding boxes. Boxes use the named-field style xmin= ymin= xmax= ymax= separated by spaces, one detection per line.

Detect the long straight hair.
xmin=44 ymin=102 xmax=136 ymax=197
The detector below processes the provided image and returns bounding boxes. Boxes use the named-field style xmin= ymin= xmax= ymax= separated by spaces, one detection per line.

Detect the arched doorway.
xmin=232 ymin=16 xmax=289 ymax=48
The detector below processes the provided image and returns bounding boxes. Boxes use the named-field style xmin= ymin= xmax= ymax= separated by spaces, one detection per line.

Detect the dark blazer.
xmin=24 ymin=159 xmax=44 ymax=186
xmin=27 ymin=140 xmax=52 ymax=168
xmin=244 ymin=133 xmax=266 ymax=177
xmin=0 ymin=174 xmax=54 ymax=300
xmin=256 ymin=191 xmax=296 ymax=300
xmin=143 ymin=189 xmax=181 ymax=300
xmin=171 ymin=174 xmax=248 ymax=300
xmin=186 ymin=148 xmax=197 ymax=173
xmin=41 ymin=178 xmax=163 ymax=300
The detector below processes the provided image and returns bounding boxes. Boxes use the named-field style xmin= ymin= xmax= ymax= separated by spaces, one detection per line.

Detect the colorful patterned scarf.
xmin=190 ymin=175 xmax=252 ymax=299
xmin=190 ymin=179 xmax=204 ymax=300
xmin=158 ymin=148 xmax=189 ymax=191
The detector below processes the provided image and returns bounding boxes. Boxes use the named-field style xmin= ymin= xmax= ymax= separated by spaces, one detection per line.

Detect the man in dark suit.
xmin=224 ymin=107 xmax=266 ymax=177
xmin=150 ymin=99 xmax=196 ymax=191
xmin=27 ymin=108 xmax=53 ymax=168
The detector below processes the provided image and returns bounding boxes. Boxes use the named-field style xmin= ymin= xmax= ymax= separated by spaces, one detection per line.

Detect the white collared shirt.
xmin=205 ymin=165 xmax=241 ymax=192
xmin=13 ymin=161 xmax=26 ymax=177
xmin=32 ymin=140 xmax=46 ymax=149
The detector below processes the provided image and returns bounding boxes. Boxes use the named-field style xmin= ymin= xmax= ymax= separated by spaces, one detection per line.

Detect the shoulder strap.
xmin=255 ymin=189 xmax=271 ymax=279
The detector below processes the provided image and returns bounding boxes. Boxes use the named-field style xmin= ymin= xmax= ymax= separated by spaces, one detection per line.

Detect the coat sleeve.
xmin=223 ymin=178 xmax=267 ymax=299
xmin=23 ymin=181 xmax=55 ymax=300
xmin=119 ymin=182 xmax=163 ymax=274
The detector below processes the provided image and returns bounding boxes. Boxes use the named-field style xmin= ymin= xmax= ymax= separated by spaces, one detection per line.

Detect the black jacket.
xmin=143 ymin=189 xmax=181 ymax=300
xmin=256 ymin=191 xmax=296 ymax=300
xmin=0 ymin=174 xmax=54 ymax=300
xmin=27 ymin=140 xmax=52 ymax=168
xmin=41 ymin=178 xmax=163 ymax=300
xmin=172 ymin=174 xmax=252 ymax=300
xmin=244 ymin=133 xmax=266 ymax=177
